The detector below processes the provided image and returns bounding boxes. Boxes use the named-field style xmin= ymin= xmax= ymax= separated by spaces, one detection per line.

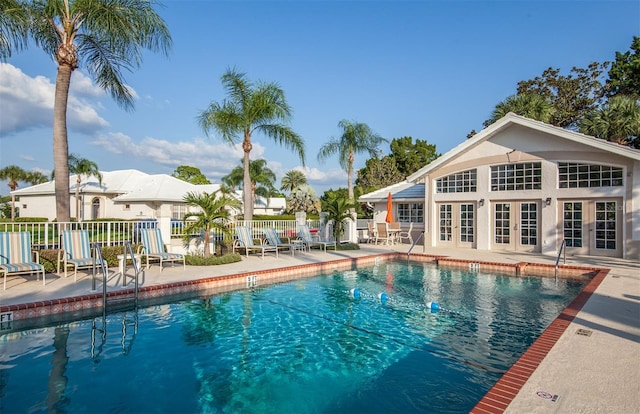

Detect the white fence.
xmin=0 ymin=219 xmax=322 ymax=249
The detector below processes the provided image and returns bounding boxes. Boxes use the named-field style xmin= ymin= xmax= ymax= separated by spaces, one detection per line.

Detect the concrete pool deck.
xmin=1 ymin=243 xmax=638 ymax=413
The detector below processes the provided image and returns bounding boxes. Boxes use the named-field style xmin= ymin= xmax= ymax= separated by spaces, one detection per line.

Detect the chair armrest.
xmin=32 ymin=249 xmax=40 ymax=262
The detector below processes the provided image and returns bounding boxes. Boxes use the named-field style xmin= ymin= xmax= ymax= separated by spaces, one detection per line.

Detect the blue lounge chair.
xmin=297 ymin=224 xmax=336 ymax=253
xmin=139 ymin=228 xmax=185 ymax=271
xmin=59 ymin=230 xmax=109 ymax=281
xmin=233 ymin=226 xmax=278 ymax=259
xmin=0 ymin=231 xmax=45 ymax=290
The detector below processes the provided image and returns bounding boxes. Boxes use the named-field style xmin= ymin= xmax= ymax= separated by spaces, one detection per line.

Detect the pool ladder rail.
xmin=92 ymin=241 xmax=141 ymax=310
xmin=407 ymin=231 xmax=425 ymax=258
xmin=554 ymin=239 xmax=567 ymax=279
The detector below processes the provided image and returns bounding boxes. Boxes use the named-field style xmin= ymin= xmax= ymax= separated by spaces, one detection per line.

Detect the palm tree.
xmin=321 ymin=195 xmax=357 ymax=242
xmin=24 ymin=0 xmax=172 ymax=223
xmin=484 ymin=93 xmax=555 ymax=127
xmin=197 ymin=68 xmax=305 ymax=221
xmin=182 ymin=192 xmax=241 ymax=258
xmin=222 ymin=158 xmax=278 ymax=211
xmin=280 ymin=170 xmax=307 ymax=193
xmin=0 ymin=164 xmax=27 ymax=220
xmin=68 ymin=154 xmax=102 ymax=221
xmin=317 ymin=119 xmax=386 ymax=203
xmin=24 ymin=170 xmax=48 ymax=185
xmin=579 ymin=95 xmax=640 ymax=148
xmin=0 ymin=0 xmax=29 ymax=60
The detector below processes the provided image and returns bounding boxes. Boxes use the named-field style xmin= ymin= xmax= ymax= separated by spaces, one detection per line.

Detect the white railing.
xmin=0 ymin=219 xmax=322 ymax=249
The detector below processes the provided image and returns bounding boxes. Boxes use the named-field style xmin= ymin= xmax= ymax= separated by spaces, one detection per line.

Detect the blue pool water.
xmin=0 ymin=261 xmax=587 ymax=413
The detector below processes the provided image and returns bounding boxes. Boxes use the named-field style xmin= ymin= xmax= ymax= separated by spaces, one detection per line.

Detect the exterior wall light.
xmin=478 ymin=198 xmax=485 ymax=207
xmin=545 ymin=197 xmax=552 ymax=206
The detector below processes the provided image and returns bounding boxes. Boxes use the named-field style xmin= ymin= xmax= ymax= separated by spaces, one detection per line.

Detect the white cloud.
xmin=0 ymin=63 xmax=109 ymax=136
xmin=91 ymin=132 xmax=273 ymax=182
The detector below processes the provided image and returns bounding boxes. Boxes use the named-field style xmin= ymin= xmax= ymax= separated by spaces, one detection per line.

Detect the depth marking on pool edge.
xmin=536 ymin=391 xmax=560 ymax=403
xmin=0 ymin=311 xmax=13 ymax=331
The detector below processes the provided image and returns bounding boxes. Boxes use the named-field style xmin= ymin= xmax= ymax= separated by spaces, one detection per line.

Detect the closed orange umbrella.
xmin=385 ymin=192 xmax=394 ymax=223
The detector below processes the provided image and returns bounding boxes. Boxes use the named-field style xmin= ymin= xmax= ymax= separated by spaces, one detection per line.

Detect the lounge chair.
xmin=297 ymin=224 xmax=336 ymax=253
xmin=233 ymin=226 xmax=279 ymax=259
xmin=0 ymin=231 xmax=45 ymax=290
xmin=58 ymin=230 xmax=109 ymax=281
xmin=138 ymin=228 xmax=185 ymax=271
xmin=263 ymin=227 xmax=304 ymax=256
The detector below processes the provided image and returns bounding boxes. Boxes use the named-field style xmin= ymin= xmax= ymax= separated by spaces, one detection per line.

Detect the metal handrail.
xmin=554 ymin=239 xmax=566 ymax=279
xmin=407 ymin=231 xmax=425 ymax=258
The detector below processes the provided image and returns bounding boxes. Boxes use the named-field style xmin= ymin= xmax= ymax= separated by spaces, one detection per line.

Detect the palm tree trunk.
xmin=76 ymin=175 xmax=81 ymax=221
xmin=10 ymin=193 xmax=16 ymax=221
xmin=53 ymin=64 xmax=73 ymax=223
xmin=243 ymin=148 xmax=253 ymax=220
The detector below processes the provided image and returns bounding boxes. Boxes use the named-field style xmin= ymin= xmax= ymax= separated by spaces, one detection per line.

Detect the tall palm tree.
xmin=222 ymin=159 xmax=277 ymax=207
xmin=0 ymin=0 xmax=29 ymax=59
xmin=0 ymin=164 xmax=27 ymax=220
xmin=197 ymin=68 xmax=305 ymax=220
xmin=68 ymin=154 xmax=102 ymax=221
xmin=317 ymin=119 xmax=386 ymax=203
xmin=280 ymin=170 xmax=307 ymax=193
xmin=25 ymin=0 xmax=172 ymax=223
xmin=484 ymin=93 xmax=555 ymax=127
xmin=579 ymin=95 xmax=640 ymax=148
xmin=182 ymin=192 xmax=241 ymax=258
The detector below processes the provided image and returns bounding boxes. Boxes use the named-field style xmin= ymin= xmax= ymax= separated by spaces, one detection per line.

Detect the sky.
xmin=0 ymin=0 xmax=638 ymax=197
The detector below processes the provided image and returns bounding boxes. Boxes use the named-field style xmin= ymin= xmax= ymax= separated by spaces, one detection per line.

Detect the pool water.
xmin=0 ymin=261 xmax=587 ymax=413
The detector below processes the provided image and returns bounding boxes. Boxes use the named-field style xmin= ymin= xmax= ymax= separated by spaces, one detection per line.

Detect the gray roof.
xmin=358 ymin=181 xmax=425 ymax=202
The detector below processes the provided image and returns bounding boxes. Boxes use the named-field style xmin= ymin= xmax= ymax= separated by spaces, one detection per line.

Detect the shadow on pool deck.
xmin=1 ymin=243 xmax=638 ymax=413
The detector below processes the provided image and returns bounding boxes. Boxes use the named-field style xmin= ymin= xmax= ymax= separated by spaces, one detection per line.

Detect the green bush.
xmin=186 ymin=253 xmax=242 ymax=266
xmin=335 ymin=242 xmax=360 ymax=251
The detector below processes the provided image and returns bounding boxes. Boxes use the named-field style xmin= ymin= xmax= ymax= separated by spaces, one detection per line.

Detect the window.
xmin=397 ymin=203 xmax=424 ymax=223
xmin=558 ymin=163 xmax=623 ymax=188
xmin=491 ymin=162 xmax=542 ymax=191
xmin=436 ymin=169 xmax=477 ymax=193
xmin=123 ymin=204 xmax=131 ymax=211
xmin=171 ymin=204 xmax=187 ymax=220
xmin=563 ymin=202 xmax=582 ymax=248
xmin=439 ymin=204 xmax=452 ymax=241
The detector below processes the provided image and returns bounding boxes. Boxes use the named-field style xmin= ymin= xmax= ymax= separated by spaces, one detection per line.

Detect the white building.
xmin=359 ymin=113 xmax=640 ymax=259
xmin=11 ymin=169 xmax=285 ymax=221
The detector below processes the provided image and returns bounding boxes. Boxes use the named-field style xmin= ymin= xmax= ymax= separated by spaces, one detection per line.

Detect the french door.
xmin=438 ymin=203 xmax=476 ymax=248
xmin=562 ymin=200 xmax=621 ymax=257
xmin=492 ymin=201 xmax=540 ymax=252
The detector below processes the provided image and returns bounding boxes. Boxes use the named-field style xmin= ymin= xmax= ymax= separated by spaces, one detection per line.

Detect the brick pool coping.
xmin=1 ymin=252 xmax=606 ymax=412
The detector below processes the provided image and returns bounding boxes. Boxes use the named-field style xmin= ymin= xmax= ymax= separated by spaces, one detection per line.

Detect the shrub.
xmin=186 ymin=253 xmax=242 ymax=266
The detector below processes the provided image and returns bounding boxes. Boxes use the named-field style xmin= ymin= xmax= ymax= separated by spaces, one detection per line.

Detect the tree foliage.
xmin=172 ymin=165 xmax=211 ymax=184
xmin=607 ymin=36 xmax=640 ymax=98
xmin=0 ymin=164 xmax=27 ymax=220
xmin=579 ymin=95 xmax=640 ymax=148
xmin=22 ymin=0 xmax=172 ymax=222
xmin=317 ymin=119 xmax=386 ymax=204
xmin=516 ymin=63 xmax=608 ymax=128
xmin=285 ymin=184 xmax=320 ymax=214
xmin=389 ymin=136 xmax=439 ymax=176
xmin=280 ymin=170 xmax=307 ymax=193
xmin=198 ymin=68 xmax=305 ymax=221
xmin=182 ymin=192 xmax=240 ymax=258
xmin=320 ymin=194 xmax=357 ymax=242
xmin=321 ymin=187 xmax=366 ymax=217
xmin=222 ymin=158 xmax=277 ymax=201
xmin=68 ymin=154 xmax=102 ymax=221
xmin=484 ymin=93 xmax=555 ymax=127
xmin=356 ymin=156 xmax=404 ymax=191
xmin=0 ymin=0 xmax=28 ymax=60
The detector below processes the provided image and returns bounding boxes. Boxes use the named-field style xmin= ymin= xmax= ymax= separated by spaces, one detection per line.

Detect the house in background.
xmin=11 ymin=169 xmax=286 ymax=221
xmin=360 ymin=113 xmax=640 ymax=259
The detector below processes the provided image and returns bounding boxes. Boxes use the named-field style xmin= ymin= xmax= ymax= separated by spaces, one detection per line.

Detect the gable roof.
xmin=407 ymin=112 xmax=640 ymax=182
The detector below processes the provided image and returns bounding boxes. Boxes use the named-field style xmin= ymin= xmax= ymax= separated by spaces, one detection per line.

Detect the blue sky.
xmin=1 ymin=0 xmax=638 ymax=197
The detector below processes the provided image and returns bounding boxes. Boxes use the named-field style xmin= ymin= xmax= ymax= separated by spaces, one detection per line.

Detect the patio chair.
xmin=0 ymin=231 xmax=45 ymax=290
xmin=59 ymin=230 xmax=109 ymax=281
xmin=233 ymin=226 xmax=279 ymax=259
xmin=263 ymin=227 xmax=304 ymax=256
xmin=397 ymin=222 xmax=414 ymax=244
xmin=374 ymin=222 xmax=393 ymax=245
xmin=367 ymin=221 xmax=377 ymax=243
xmin=138 ymin=228 xmax=185 ymax=271
xmin=297 ymin=224 xmax=336 ymax=253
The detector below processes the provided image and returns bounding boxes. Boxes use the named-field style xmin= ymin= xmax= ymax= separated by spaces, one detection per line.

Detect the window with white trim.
xmin=397 ymin=203 xmax=424 ymax=223
xmin=171 ymin=204 xmax=186 ymax=220
xmin=558 ymin=163 xmax=623 ymax=188
xmin=491 ymin=162 xmax=542 ymax=191
xmin=436 ymin=169 xmax=477 ymax=193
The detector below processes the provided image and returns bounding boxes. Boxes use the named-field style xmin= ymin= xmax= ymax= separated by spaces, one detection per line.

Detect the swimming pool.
xmin=0 ymin=261 xmax=587 ymax=413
